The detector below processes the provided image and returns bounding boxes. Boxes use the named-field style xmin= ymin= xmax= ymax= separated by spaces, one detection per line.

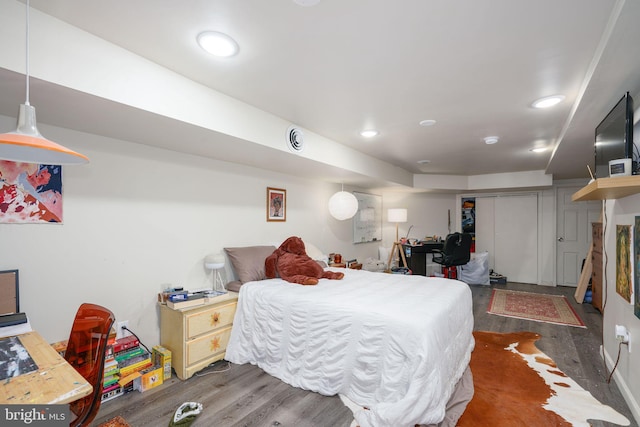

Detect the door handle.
xmin=557 ymin=237 xmax=564 ymax=242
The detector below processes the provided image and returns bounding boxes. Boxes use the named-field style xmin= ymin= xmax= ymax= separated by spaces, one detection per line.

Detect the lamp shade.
xmin=0 ymin=0 xmax=88 ymax=165
xmin=328 ymin=191 xmax=358 ymax=220
xmin=0 ymin=104 xmax=89 ymax=164
xmin=204 ymin=253 xmax=225 ymax=269
xmin=388 ymin=208 xmax=407 ymax=223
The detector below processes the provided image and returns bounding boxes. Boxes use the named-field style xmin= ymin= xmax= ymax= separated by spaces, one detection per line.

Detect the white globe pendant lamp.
xmin=328 ymin=186 xmax=358 ymax=220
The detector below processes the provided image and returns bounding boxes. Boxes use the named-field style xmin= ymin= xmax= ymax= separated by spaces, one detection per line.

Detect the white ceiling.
xmin=2 ymin=0 xmax=640 ymax=188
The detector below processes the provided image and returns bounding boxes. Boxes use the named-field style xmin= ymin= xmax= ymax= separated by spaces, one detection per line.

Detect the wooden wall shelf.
xmin=572 ymin=175 xmax=640 ymax=201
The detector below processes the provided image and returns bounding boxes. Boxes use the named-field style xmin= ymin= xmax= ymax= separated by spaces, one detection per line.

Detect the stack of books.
xmin=101 ymin=334 xmax=154 ymax=400
xmin=100 ymin=328 xmax=120 ymax=402
xmin=166 ymin=289 xmax=227 ymax=309
xmin=101 ymin=358 xmax=121 ymax=402
xmin=113 ymin=335 xmax=152 ymax=393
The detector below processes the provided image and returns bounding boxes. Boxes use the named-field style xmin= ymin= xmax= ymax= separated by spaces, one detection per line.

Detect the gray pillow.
xmin=224 ymin=245 xmax=276 ymax=284
xmin=225 ymin=280 xmax=243 ymax=292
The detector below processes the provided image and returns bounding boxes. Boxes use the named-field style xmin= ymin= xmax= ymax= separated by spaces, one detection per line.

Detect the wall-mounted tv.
xmin=594 ymin=92 xmax=635 ymax=178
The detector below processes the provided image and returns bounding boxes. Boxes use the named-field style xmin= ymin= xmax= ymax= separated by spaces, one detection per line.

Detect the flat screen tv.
xmin=594 ymin=92 xmax=635 ymax=178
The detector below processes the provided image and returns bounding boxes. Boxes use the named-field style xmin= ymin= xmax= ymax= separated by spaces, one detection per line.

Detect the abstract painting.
xmin=616 ymin=224 xmax=632 ymax=303
xmin=0 ymin=161 xmax=63 ymax=223
xmin=635 ymin=217 xmax=640 ymax=318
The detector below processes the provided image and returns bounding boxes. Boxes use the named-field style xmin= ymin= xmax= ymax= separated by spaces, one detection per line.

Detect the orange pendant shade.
xmin=0 ymin=104 xmax=88 ymax=165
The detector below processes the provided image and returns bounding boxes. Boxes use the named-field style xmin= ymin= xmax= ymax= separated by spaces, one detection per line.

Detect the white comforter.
xmin=225 ymin=268 xmax=474 ymax=427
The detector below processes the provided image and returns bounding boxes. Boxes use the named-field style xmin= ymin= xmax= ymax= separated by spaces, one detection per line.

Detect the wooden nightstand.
xmin=159 ymin=292 xmax=238 ymax=380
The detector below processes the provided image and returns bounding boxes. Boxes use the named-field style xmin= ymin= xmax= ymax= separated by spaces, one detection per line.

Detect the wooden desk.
xmin=402 ymin=242 xmax=445 ymax=276
xmin=0 ymin=331 xmax=92 ymax=404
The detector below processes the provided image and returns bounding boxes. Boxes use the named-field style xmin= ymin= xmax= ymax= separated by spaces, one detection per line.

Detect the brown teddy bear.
xmin=265 ymin=236 xmax=344 ymax=285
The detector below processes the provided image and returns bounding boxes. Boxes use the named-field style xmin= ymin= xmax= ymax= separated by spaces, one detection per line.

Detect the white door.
xmin=475 ymin=198 xmax=495 ymax=272
xmin=494 ymin=194 xmax=538 ymax=284
xmin=556 ymin=187 xmax=602 ymax=287
xmin=475 ymin=194 xmax=538 ymax=284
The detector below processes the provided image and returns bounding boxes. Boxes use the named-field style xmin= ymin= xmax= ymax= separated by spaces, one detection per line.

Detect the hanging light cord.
xmin=25 ymin=0 xmax=31 ymax=106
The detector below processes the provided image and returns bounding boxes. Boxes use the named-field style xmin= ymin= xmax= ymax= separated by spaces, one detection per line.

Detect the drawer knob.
xmin=210 ymin=312 xmax=220 ymax=326
xmin=210 ymin=336 xmax=221 ymax=352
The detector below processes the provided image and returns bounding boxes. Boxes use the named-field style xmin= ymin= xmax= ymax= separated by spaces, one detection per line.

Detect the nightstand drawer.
xmin=186 ymin=326 xmax=232 ymax=365
xmin=186 ymin=302 xmax=236 ymax=339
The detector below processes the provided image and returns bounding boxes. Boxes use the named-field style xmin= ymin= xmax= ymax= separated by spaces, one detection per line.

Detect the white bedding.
xmin=225 ymin=268 xmax=474 ymax=427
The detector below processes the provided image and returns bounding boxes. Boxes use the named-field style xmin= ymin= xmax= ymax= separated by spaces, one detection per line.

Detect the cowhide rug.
xmin=343 ymin=331 xmax=631 ymax=427
xmin=459 ymin=331 xmax=629 ymax=426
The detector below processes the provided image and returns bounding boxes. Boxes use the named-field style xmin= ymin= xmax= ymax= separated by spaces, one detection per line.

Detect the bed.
xmin=223 ymin=244 xmax=474 ymax=427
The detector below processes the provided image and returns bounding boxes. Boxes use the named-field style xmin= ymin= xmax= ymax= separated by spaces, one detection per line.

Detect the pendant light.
xmin=328 ymin=184 xmax=358 ymax=220
xmin=0 ymin=0 xmax=88 ymax=165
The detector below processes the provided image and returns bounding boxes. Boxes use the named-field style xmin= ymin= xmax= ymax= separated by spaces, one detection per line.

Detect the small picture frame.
xmin=267 ymin=187 xmax=286 ymax=221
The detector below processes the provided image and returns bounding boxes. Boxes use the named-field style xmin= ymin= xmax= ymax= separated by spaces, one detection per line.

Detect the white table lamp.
xmin=204 ymin=253 xmax=226 ymax=294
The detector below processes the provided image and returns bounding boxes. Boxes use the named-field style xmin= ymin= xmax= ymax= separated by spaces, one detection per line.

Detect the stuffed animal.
xmin=265 ymin=236 xmax=344 ymax=285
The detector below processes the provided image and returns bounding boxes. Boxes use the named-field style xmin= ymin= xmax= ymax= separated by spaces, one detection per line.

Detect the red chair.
xmin=64 ymin=303 xmax=115 ymax=427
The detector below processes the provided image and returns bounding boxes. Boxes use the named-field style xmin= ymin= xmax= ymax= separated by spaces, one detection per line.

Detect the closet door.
xmin=494 ymin=194 xmax=538 ymax=284
xmin=475 ymin=198 xmax=495 ymax=272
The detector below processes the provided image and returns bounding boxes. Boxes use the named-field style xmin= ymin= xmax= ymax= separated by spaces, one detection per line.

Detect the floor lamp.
xmin=387 ymin=208 xmax=408 ymax=271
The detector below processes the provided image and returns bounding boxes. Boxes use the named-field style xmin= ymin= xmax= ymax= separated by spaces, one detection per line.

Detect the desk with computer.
xmin=402 ymin=233 xmax=473 ymax=278
xmin=401 ymin=240 xmax=444 ymax=276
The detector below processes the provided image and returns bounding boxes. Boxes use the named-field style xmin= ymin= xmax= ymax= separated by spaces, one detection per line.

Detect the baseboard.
xmin=602 ymin=345 xmax=640 ymax=425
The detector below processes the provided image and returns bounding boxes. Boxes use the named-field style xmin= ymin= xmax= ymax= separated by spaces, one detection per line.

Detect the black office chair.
xmin=432 ymin=232 xmax=473 ymax=279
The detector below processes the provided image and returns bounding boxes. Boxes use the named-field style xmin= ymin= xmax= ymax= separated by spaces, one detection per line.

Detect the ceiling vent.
xmin=286 ymin=126 xmax=305 ymax=153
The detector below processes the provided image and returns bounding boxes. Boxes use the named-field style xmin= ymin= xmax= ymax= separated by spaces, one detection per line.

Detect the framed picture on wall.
xmin=635 ymin=216 xmax=640 ymax=319
xmin=0 ymin=161 xmax=63 ymax=224
xmin=267 ymin=187 xmax=286 ymax=222
xmin=616 ymin=224 xmax=632 ymax=303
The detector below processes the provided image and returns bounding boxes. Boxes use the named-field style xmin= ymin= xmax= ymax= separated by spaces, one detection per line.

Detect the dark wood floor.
xmin=92 ymin=282 xmax=637 ymax=427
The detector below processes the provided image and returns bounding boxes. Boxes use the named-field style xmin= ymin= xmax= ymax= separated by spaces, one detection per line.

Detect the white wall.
xmin=382 ymin=191 xmax=456 ymax=243
xmin=0 ymin=116 xmax=455 ymax=348
xmin=603 ymin=196 xmax=640 ymax=423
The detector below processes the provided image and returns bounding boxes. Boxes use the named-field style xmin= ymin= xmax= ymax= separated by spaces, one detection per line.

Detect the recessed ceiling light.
xmin=530 ymin=147 xmax=547 ymax=153
xmin=532 ymin=95 xmax=565 ymax=109
xmin=419 ymin=119 xmax=436 ymax=127
xmin=417 ymin=159 xmax=431 ymax=165
xmin=484 ymin=136 xmax=499 ymax=145
xmin=197 ymin=31 xmax=239 ymax=57
xmin=360 ymin=129 xmax=379 ymax=138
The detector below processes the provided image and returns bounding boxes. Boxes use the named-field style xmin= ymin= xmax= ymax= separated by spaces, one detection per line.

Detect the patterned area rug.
xmin=488 ymin=289 xmax=586 ymax=328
